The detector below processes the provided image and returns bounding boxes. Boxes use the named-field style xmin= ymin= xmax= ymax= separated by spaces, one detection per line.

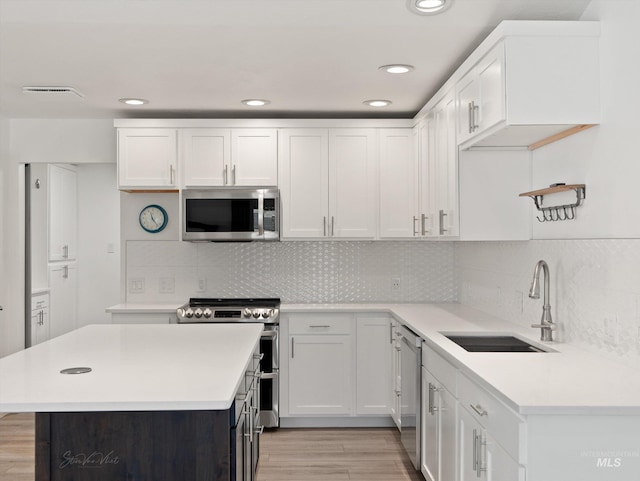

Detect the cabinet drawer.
xmin=457 ymin=372 xmax=524 ymax=462
xmin=288 ymin=314 xmax=353 ymax=335
xmin=422 ymin=344 xmax=457 ymax=395
xmin=31 ymin=294 xmax=50 ymax=310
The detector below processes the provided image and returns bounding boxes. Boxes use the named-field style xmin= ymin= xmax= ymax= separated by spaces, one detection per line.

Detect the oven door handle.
xmin=260 ymin=371 xmax=278 ymax=380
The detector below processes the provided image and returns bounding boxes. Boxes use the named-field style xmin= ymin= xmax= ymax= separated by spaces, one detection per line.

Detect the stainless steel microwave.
xmin=182 ymin=188 xmax=279 ymax=242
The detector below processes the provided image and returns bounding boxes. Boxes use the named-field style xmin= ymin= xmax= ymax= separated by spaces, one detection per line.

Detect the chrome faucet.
xmin=528 ymin=260 xmax=555 ymax=342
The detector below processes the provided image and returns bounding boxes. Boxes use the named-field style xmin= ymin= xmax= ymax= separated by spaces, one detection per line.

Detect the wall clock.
xmin=139 ymin=204 xmax=168 ymax=233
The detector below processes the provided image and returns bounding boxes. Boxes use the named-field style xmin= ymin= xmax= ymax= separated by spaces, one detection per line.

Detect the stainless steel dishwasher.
xmin=400 ymin=324 xmax=422 ymax=470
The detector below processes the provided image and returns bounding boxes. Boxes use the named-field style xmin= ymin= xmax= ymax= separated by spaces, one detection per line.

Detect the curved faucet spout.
xmin=529 ymin=260 xmax=554 ymax=341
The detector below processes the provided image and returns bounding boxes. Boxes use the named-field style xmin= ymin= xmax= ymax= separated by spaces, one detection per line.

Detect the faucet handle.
xmin=531 ymin=323 xmax=556 ymax=330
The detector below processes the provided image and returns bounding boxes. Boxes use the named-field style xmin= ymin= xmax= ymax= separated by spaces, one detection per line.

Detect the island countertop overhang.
xmin=0 ymin=323 xmax=263 ymax=412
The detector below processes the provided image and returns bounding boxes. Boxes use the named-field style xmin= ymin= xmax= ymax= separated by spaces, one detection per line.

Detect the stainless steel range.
xmin=177 ymin=298 xmax=280 ymax=428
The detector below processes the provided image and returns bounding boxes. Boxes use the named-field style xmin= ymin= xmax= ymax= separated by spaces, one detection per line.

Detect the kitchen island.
xmin=0 ymin=323 xmax=263 ymax=481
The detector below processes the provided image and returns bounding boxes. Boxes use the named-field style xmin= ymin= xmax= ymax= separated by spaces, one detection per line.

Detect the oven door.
xmin=258 ymin=325 xmax=279 ymax=428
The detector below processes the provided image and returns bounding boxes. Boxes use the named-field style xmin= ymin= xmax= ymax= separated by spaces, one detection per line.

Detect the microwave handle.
xmin=258 ymin=192 xmax=264 ymax=236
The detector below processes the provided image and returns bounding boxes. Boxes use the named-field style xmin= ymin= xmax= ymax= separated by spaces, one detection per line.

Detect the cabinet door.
xmin=456 ymin=72 xmax=480 ymax=145
xmin=181 ymin=128 xmax=230 ymax=187
xmin=31 ymin=308 xmax=50 ymax=346
xmin=434 ymin=94 xmax=459 ymax=237
xmin=439 ymin=386 xmax=457 ymax=481
xmin=231 ymin=129 xmax=278 ymax=186
xmin=278 ymin=129 xmax=329 ymax=238
xmin=329 ymin=129 xmax=377 ymax=238
xmin=117 ymin=128 xmax=177 ymax=189
xmin=48 ymin=165 xmax=77 ymax=261
xmin=391 ymin=321 xmax=402 ymax=429
xmin=459 ymin=406 xmax=483 ymax=481
xmin=485 ymin=432 xmax=522 ymax=481
xmin=356 ymin=316 xmax=392 ymax=415
xmin=48 ymin=263 xmax=77 ymax=339
xmin=477 ymin=43 xmax=505 ymax=133
xmin=379 ymin=129 xmax=416 ymax=238
xmin=288 ymin=334 xmax=352 ymax=415
xmin=421 ymin=368 xmax=439 ymax=481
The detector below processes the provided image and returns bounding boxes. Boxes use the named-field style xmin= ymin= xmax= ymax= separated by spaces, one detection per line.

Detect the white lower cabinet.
xmin=30 ymin=292 xmax=50 ymax=346
xmin=391 ymin=319 xmax=402 ymax=428
xmin=356 ymin=315 xmax=393 ymax=415
xmin=282 ymin=313 xmax=393 ymax=420
xmin=287 ymin=315 xmax=354 ymax=416
xmin=421 ymin=367 xmax=456 ymax=481
xmin=48 ymin=263 xmax=77 ymax=339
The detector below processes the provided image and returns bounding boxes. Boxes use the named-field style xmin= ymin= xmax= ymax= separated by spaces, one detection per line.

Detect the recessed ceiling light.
xmin=364 ymin=100 xmax=392 ymax=107
xmin=241 ymin=99 xmax=271 ymax=107
xmin=379 ymin=64 xmax=414 ymax=74
xmin=119 ymin=98 xmax=148 ymax=106
xmin=407 ymin=0 xmax=452 ymax=15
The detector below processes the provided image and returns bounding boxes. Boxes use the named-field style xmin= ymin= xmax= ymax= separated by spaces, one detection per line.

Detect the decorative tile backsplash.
xmin=456 ymin=240 xmax=640 ymax=364
xmin=126 ymin=240 xmax=456 ymax=304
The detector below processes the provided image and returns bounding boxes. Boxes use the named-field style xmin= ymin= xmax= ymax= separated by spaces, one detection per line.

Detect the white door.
xmin=278 ymin=129 xmax=329 ymax=238
xmin=456 ymin=72 xmax=480 ymax=145
xmin=231 ymin=129 xmax=278 ymax=186
xmin=181 ymin=128 xmax=230 ymax=187
xmin=288 ymin=334 xmax=352 ymax=415
xmin=477 ymin=43 xmax=505 ymax=133
xmin=117 ymin=128 xmax=177 ymax=188
xmin=439 ymin=386 xmax=457 ymax=481
xmin=48 ymin=263 xmax=77 ymax=339
xmin=329 ymin=129 xmax=376 ymax=238
xmin=459 ymin=406 xmax=484 ymax=481
xmin=379 ymin=129 xmax=415 ymax=238
xmin=356 ymin=316 xmax=392 ymax=415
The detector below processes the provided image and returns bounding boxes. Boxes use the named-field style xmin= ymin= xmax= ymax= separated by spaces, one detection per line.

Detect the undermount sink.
xmin=444 ymin=334 xmax=550 ymax=353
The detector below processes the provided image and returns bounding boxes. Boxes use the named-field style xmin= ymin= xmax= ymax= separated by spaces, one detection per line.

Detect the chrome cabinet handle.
xmin=421 ymin=213 xmax=428 ymax=235
xmin=472 ymin=102 xmax=480 ymax=132
xmin=413 ymin=216 xmax=419 ymax=236
xmin=470 ymin=403 xmax=488 ymax=417
xmin=223 ymin=165 xmax=228 ymax=185
xmin=389 ymin=323 xmax=393 ymax=344
xmin=472 ymin=428 xmax=479 ymax=474
xmin=439 ymin=210 xmax=448 ymax=235
xmin=232 ymin=165 xmax=236 ymax=185
xmin=468 ymin=102 xmax=474 ymax=134
xmin=475 ymin=430 xmax=486 ymax=477
xmin=428 ymin=383 xmax=440 ymax=415
xmin=62 ymin=245 xmax=69 ymax=259
xmin=323 ymin=216 xmax=327 ymax=236
xmin=169 ymin=165 xmax=175 ymax=184
xmin=309 ymin=325 xmax=330 ymax=328
xmin=331 ymin=216 xmax=335 ymax=236
xmin=291 ymin=337 xmax=294 ymax=358
xmin=63 ymin=265 xmax=69 ymax=279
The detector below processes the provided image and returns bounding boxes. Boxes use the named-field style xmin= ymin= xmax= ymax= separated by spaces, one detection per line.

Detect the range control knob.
xmin=243 ymin=308 xmax=252 ymax=318
xmin=176 ymin=308 xmax=185 ymax=318
xmin=194 ymin=308 xmax=203 ymax=318
xmin=262 ymin=309 xmax=273 ymax=319
xmin=203 ymin=308 xmax=212 ymax=318
xmin=252 ymin=309 xmax=261 ymax=319
xmin=185 ymin=308 xmax=194 ymax=318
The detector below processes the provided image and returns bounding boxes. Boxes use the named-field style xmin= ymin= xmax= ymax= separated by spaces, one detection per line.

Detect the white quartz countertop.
xmin=102 ymin=302 xmax=640 ymax=415
xmin=0 ymin=324 xmax=262 ymax=412
xmin=282 ymin=303 xmax=640 ymax=415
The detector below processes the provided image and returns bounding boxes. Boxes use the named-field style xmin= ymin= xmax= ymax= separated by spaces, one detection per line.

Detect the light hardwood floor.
xmin=0 ymin=414 xmax=424 ymax=481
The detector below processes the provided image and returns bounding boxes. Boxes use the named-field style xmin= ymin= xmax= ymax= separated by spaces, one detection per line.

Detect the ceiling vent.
xmin=22 ymin=86 xmax=85 ymax=100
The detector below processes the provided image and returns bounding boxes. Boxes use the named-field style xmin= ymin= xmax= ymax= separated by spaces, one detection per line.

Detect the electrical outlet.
xmin=129 ymin=278 xmax=145 ymax=293
xmin=391 ymin=277 xmax=401 ymax=291
xmin=197 ymin=278 xmax=207 ymax=292
xmin=159 ymin=278 xmax=175 ymax=294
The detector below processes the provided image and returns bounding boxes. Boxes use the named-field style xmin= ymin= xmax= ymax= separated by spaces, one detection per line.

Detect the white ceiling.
xmin=0 ymin=0 xmax=591 ymax=119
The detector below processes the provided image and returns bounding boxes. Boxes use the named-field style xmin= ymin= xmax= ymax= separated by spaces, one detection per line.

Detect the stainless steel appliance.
xmin=400 ymin=324 xmax=422 ymax=470
xmin=177 ymin=298 xmax=280 ymax=428
xmin=182 ymin=188 xmax=279 ymax=242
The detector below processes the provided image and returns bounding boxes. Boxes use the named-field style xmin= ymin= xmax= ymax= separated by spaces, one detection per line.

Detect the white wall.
xmin=530 ymin=0 xmax=640 ymax=239
xmin=0 ymin=119 xmax=26 ymax=357
xmin=77 ymin=164 xmax=120 ymax=325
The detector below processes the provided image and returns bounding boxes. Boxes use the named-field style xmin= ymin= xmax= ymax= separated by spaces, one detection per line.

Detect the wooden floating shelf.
xmin=519 ymin=184 xmax=586 ymax=198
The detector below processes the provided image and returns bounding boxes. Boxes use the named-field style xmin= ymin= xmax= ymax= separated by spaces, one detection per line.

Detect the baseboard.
xmin=280 ymin=416 xmax=396 ymax=428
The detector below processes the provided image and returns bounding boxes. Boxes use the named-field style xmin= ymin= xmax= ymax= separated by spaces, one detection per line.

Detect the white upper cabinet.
xmin=379 ymin=129 xmax=417 ymax=238
xmin=48 ymin=164 xmax=77 ymax=261
xmin=118 ymin=128 xmax=177 ymax=189
xmin=181 ymin=129 xmax=230 ymax=187
xmin=230 ymin=129 xmax=278 ymax=186
xmin=279 ymin=128 xmax=376 ymax=239
xmin=181 ymin=128 xmax=277 ymax=187
xmin=455 ymin=22 xmax=600 ymax=150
